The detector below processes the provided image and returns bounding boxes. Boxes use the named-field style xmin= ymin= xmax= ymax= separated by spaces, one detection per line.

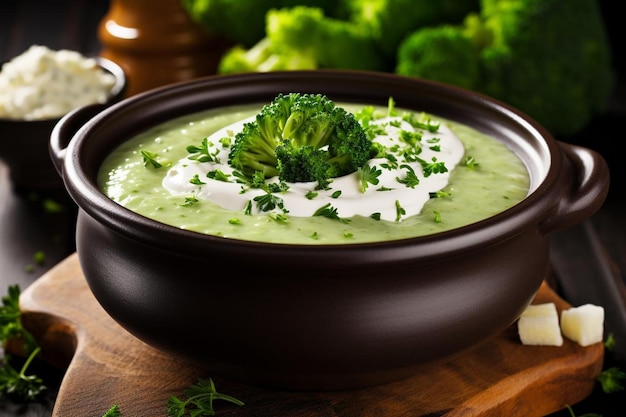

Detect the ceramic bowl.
xmin=0 ymin=57 xmax=126 ymax=194
xmin=50 ymin=70 xmax=609 ymax=390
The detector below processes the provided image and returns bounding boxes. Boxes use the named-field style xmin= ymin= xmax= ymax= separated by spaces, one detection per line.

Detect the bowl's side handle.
xmin=49 ymin=103 xmax=106 ymax=178
xmin=538 ymin=142 xmax=610 ymax=236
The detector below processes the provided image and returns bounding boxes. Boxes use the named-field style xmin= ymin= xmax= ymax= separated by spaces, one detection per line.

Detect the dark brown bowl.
xmin=0 ymin=57 xmax=126 ymax=193
xmin=50 ymin=70 xmax=609 ymax=390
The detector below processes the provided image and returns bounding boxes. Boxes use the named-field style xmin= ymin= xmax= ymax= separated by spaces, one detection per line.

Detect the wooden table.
xmin=1 ymin=1 xmax=625 ymax=416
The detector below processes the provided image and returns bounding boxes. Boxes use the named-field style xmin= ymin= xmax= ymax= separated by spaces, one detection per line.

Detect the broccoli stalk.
xmin=395 ymin=0 xmax=615 ymax=137
xmin=228 ymin=93 xmax=375 ymax=189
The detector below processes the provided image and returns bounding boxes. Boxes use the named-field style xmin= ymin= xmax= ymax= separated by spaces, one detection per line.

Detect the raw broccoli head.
xmin=182 ymin=0 xmax=338 ymax=47
xmin=217 ymin=38 xmax=318 ymax=74
xmin=228 ymin=93 xmax=375 ymax=188
xmin=219 ymin=6 xmax=389 ymax=74
xmin=395 ymin=0 xmax=615 ymax=137
xmin=345 ymin=0 xmax=480 ymax=60
xmin=395 ymin=25 xmax=481 ymax=91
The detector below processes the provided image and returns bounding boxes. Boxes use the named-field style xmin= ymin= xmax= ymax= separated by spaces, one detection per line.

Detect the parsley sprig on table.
xmin=167 ymin=378 xmax=244 ymax=416
xmin=564 ymin=333 xmax=626 ymax=417
xmin=0 ymin=285 xmax=47 ymax=401
xmin=102 ymin=404 xmax=121 ymax=416
xmin=2 ymin=285 xmax=244 ymax=416
xmin=101 ymin=378 xmax=244 ymax=417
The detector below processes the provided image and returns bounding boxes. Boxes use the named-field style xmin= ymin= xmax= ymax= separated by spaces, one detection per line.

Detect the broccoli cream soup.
xmin=98 ymin=99 xmax=530 ymax=244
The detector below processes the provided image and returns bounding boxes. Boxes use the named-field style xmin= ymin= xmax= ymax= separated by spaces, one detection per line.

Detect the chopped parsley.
xmin=396 ymin=164 xmax=420 ymax=188
xmin=395 ymin=200 xmax=406 ymax=222
xmin=313 ymin=203 xmax=349 ymax=223
xmin=186 ymin=138 xmax=218 ymax=163
xmin=357 ymin=164 xmax=382 ymax=192
xmin=141 ymin=150 xmax=163 ymax=168
xmin=181 ymin=196 xmax=199 ymax=207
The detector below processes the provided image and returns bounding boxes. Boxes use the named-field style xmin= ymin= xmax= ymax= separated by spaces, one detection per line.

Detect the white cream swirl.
xmin=162 ymin=112 xmax=465 ymax=222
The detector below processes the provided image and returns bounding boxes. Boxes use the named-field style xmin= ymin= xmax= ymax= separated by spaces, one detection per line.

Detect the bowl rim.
xmin=61 ymin=69 xmax=563 ymax=262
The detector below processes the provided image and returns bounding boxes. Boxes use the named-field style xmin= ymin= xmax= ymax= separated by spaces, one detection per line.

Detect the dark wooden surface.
xmin=1 ymin=1 xmax=625 ymax=416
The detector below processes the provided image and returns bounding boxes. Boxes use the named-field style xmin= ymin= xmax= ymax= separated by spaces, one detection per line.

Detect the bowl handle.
xmin=49 ymin=103 xmax=106 ymax=177
xmin=538 ymin=141 xmax=610 ymax=235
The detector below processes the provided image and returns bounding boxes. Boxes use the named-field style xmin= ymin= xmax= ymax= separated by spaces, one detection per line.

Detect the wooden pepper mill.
xmin=98 ymin=0 xmax=231 ymax=96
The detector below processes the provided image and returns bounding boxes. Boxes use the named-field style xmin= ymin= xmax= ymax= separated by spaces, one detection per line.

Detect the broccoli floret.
xmin=182 ymin=0 xmax=338 ymax=47
xmin=395 ymin=25 xmax=481 ymax=91
xmin=218 ymin=38 xmax=318 ymax=74
xmin=219 ymin=6 xmax=387 ymax=74
xmin=216 ymin=1 xmax=479 ymax=74
xmin=344 ymin=0 xmax=480 ymax=61
xmin=274 ymin=144 xmax=330 ymax=184
xmin=228 ymin=93 xmax=374 ymax=189
xmin=395 ymin=0 xmax=615 ymax=137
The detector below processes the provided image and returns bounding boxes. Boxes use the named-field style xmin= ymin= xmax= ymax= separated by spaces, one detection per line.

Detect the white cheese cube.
xmin=518 ymin=303 xmax=563 ymax=346
xmin=560 ymin=304 xmax=604 ymax=347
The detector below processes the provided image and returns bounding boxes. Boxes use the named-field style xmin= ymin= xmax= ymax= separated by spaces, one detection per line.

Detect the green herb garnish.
xmin=597 ymin=367 xmax=626 ymax=394
xmin=464 ymin=155 xmax=479 ymax=170
xmin=187 ymin=138 xmax=217 ymax=163
xmin=190 ymin=174 xmax=206 ymax=185
xmin=396 ymin=164 xmax=420 ymax=188
xmin=253 ymin=192 xmax=284 ymax=213
xmin=357 ymin=165 xmax=382 ymax=193
xmin=167 ymin=378 xmax=244 ymax=417
xmin=305 ymin=191 xmax=318 ymax=200
xmin=419 ymin=157 xmax=448 ymax=177
xmin=0 ymin=347 xmax=46 ymax=401
xmin=0 ymin=285 xmax=46 ymax=401
xmin=313 ymin=203 xmax=349 ymax=223
xmin=206 ymin=170 xmax=231 ymax=182
xmin=181 ymin=196 xmax=199 ymax=207
xmin=141 ymin=150 xmax=163 ymax=168
xmin=395 ymin=200 xmax=406 ymax=222
xmin=102 ymin=404 xmax=121 ymax=417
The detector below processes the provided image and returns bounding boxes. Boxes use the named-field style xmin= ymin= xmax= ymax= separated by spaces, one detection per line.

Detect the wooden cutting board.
xmin=15 ymin=253 xmax=603 ymax=417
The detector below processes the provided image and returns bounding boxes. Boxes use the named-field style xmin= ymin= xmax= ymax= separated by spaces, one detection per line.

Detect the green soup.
xmin=98 ymin=103 xmax=530 ymax=244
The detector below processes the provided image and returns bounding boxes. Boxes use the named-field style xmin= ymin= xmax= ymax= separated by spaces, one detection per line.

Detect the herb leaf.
xmin=396 ymin=164 xmax=420 ymax=188
xmin=167 ymin=377 xmax=244 ymax=417
xmin=357 ymin=165 xmax=382 ymax=193
xmin=102 ymin=404 xmax=121 ymax=417
xmin=464 ymin=155 xmax=480 ymax=170
xmin=0 ymin=347 xmax=46 ymax=401
xmin=190 ymin=174 xmax=206 ymax=185
xmin=141 ymin=150 xmax=163 ymax=169
xmin=597 ymin=367 xmax=626 ymax=394
xmin=0 ymin=285 xmax=47 ymax=401
xmin=419 ymin=157 xmax=448 ymax=177
xmin=181 ymin=196 xmax=199 ymax=207
xmin=313 ymin=203 xmax=350 ymax=224
xmin=0 ymin=285 xmax=37 ymax=354
xmin=395 ymin=200 xmax=406 ymax=222
xmin=253 ymin=192 xmax=284 ymax=212
xmin=187 ymin=138 xmax=217 ymax=163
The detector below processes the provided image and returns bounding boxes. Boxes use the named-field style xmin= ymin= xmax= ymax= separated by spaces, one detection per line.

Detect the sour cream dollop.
xmin=162 ymin=110 xmax=465 ymax=222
